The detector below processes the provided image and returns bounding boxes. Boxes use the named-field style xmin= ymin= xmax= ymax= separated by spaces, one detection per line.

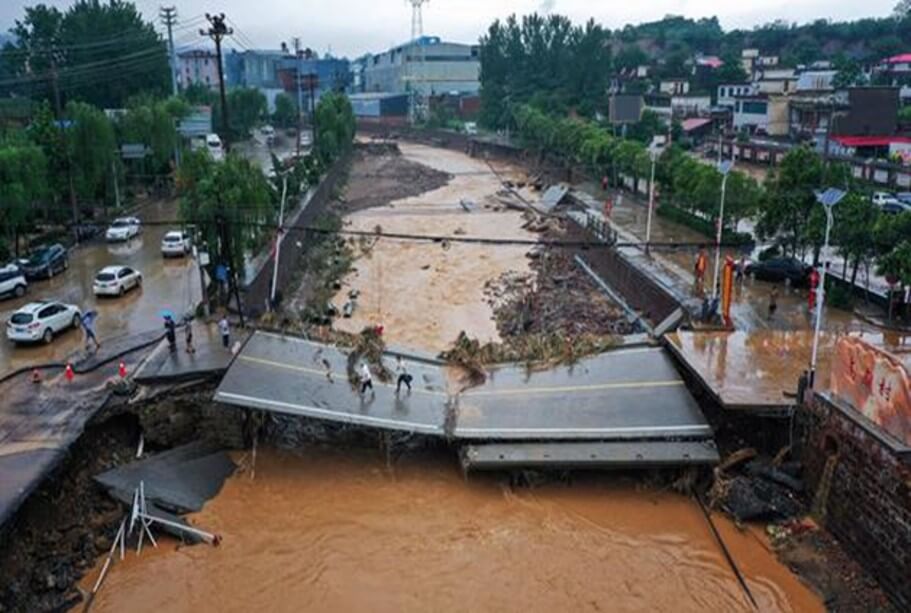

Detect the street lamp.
xmin=808 ymin=187 xmax=847 ymax=388
xmin=644 ymin=137 xmax=665 ymax=255
xmin=711 ymin=160 xmax=735 ymax=300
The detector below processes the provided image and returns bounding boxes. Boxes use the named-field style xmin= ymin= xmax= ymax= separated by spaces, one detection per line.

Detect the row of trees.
xmin=511 ymin=104 xmax=911 ymax=295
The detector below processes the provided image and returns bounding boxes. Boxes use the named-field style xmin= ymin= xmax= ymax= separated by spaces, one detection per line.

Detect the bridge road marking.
xmin=238 ymin=354 xmax=685 ymax=399
xmin=454 ymin=425 xmax=713 ymax=436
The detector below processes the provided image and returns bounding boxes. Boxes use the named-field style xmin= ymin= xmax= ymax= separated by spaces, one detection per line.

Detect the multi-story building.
xmin=756 ymin=68 xmax=798 ymax=95
xmin=362 ymin=36 xmax=480 ymax=96
xmin=177 ymin=49 xmax=220 ymax=90
xmin=717 ymin=83 xmax=758 ymax=107
xmin=659 ymin=79 xmax=689 ymax=96
xmin=732 ymin=94 xmax=789 ymax=136
xmin=224 ymin=48 xmax=287 ymax=89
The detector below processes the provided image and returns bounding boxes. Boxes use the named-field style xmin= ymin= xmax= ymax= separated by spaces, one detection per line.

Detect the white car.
xmin=7 ymin=301 xmax=81 ymax=344
xmin=161 ymin=230 xmax=192 ymax=257
xmin=93 ymin=265 xmax=142 ymax=297
xmin=105 ymin=217 xmax=142 ymax=242
xmin=0 ymin=264 xmax=27 ymax=299
xmin=206 ymin=133 xmax=224 ymax=161
xmin=872 ymin=192 xmax=900 ymax=207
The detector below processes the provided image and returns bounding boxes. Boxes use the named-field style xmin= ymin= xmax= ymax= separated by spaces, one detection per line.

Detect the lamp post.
xmin=644 ymin=137 xmax=665 ymax=255
xmin=809 ymin=187 xmax=847 ymax=388
xmin=711 ymin=160 xmax=734 ymax=300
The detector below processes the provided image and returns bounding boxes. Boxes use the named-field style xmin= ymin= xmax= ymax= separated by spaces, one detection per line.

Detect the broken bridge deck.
xmin=214 ymin=332 xmax=718 ymax=467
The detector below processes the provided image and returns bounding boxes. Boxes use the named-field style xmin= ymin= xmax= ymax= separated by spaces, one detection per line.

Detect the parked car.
xmin=872 ymin=191 xmax=901 ymax=207
xmin=895 ymin=192 xmax=911 ymax=206
xmin=161 ymin=230 xmax=192 ymax=257
xmin=6 ymin=300 xmax=81 ymax=344
xmin=206 ymin=133 xmax=224 ymax=161
xmin=93 ymin=265 xmax=142 ymax=297
xmin=105 ymin=217 xmax=142 ymax=242
xmin=20 ymin=244 xmax=68 ymax=280
xmin=745 ymin=257 xmax=812 ymax=286
xmin=260 ymin=124 xmax=275 ymax=146
xmin=881 ymin=201 xmax=911 ymax=215
xmin=0 ymin=264 xmax=27 ymax=299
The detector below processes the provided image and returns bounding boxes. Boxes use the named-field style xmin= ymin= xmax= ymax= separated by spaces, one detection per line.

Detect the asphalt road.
xmin=0 ymin=197 xmax=201 ymax=375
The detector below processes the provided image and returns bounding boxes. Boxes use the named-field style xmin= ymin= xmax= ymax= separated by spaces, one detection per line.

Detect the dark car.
xmin=20 ymin=244 xmax=68 ymax=280
xmin=745 ymin=257 xmax=812 ymax=286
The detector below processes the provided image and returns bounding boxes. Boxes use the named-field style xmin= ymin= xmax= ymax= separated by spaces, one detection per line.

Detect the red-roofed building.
xmin=875 ymin=53 xmax=911 ymax=85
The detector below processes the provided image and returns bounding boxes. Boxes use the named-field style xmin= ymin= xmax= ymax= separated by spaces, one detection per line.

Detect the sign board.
xmin=830 ymin=337 xmax=911 ymax=446
xmin=178 ymin=106 xmax=213 ymax=138
xmin=120 ymin=143 xmax=149 ymax=160
xmin=197 ymin=251 xmax=210 ymax=267
xmin=608 ymin=94 xmax=643 ymax=125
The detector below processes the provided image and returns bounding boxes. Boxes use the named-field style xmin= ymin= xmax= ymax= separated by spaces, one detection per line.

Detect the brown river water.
xmin=80 ymin=446 xmax=822 ymax=613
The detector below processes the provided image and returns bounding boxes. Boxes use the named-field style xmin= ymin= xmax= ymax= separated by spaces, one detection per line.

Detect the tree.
xmin=118 ymin=95 xmax=189 ymax=175
xmin=25 ymin=100 xmax=69 ymax=220
xmin=214 ymin=87 xmax=266 ymax=140
xmin=182 ymin=83 xmax=215 ymax=106
xmin=895 ymin=0 xmax=911 ymax=19
xmin=66 ymin=100 xmax=116 ymax=205
xmin=756 ymin=147 xmax=825 ymax=257
xmin=833 ymin=54 xmax=864 ymax=89
xmin=0 ymin=141 xmax=47 ymax=257
xmin=272 ymin=93 xmax=297 ymax=129
xmin=900 ymin=106 xmax=911 ymax=123
xmin=2 ymin=0 xmax=169 ymax=107
xmin=314 ymin=92 xmax=355 ymax=163
xmin=834 ymin=193 xmax=879 ymax=284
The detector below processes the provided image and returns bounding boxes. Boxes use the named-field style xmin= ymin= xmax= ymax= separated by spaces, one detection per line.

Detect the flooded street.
xmin=81 ymin=447 xmax=822 ymax=613
xmin=0 ymin=198 xmax=200 ymax=374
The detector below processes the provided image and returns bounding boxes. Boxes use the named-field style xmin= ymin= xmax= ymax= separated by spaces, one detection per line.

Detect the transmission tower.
xmin=405 ymin=0 xmax=430 ymax=124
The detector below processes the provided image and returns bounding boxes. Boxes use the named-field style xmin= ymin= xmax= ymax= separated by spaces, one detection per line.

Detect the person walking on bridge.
xmin=218 ymin=315 xmax=231 ymax=349
xmin=164 ymin=315 xmax=177 ymax=353
xmin=395 ymin=356 xmax=413 ymax=395
xmin=359 ymin=362 xmax=375 ymax=397
xmin=80 ymin=311 xmax=100 ymax=352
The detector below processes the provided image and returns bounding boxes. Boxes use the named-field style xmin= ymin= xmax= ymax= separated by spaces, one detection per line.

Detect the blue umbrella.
xmin=160 ymin=309 xmax=175 ymax=321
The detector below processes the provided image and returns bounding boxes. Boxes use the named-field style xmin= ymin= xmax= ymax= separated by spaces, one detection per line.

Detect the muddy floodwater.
xmin=81 ymin=447 xmax=822 ymax=612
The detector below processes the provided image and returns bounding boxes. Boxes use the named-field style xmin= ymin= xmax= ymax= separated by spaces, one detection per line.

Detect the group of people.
xmin=162 ymin=313 xmax=233 ymax=354
xmin=357 ymin=356 xmax=413 ymax=398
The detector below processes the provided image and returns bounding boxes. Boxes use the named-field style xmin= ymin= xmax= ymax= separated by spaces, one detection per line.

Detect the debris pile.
xmin=709 ymin=448 xmax=804 ymax=522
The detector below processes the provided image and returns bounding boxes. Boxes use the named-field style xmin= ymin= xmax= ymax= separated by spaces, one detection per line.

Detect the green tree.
xmin=2 ymin=0 xmax=168 ymax=107
xmin=272 ymin=93 xmax=297 ymax=129
xmin=214 ymin=87 xmax=267 ymax=140
xmin=66 ymin=100 xmax=116 ymax=205
xmin=898 ymin=106 xmax=911 ymax=123
xmin=25 ymin=100 xmax=69 ymax=220
xmin=0 ymin=141 xmax=47 ymax=257
xmin=314 ymin=92 xmax=355 ymax=163
xmin=182 ymin=82 xmax=215 ymax=106
xmin=117 ymin=95 xmax=189 ymax=174
xmin=834 ymin=193 xmax=879 ymax=284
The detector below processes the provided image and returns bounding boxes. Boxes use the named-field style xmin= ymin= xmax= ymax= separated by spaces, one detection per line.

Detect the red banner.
xmin=830 ymin=337 xmax=911 ymax=446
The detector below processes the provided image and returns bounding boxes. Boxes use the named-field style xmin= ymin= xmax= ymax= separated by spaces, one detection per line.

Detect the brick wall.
xmin=799 ymin=396 xmax=911 ymax=611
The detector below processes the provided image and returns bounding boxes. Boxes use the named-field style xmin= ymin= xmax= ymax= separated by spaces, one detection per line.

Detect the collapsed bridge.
xmin=214 ymin=332 xmax=719 ymax=470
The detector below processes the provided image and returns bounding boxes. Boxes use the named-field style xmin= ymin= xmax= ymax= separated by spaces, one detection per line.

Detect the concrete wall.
xmin=799 ymin=395 xmax=911 ymax=611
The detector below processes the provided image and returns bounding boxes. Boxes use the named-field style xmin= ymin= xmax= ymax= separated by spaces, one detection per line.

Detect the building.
xmin=796 ymin=70 xmax=837 ymax=93
xmin=362 ymin=36 xmax=480 ymax=96
xmin=671 ymin=95 xmax=711 ymax=117
xmin=756 ymin=68 xmax=797 ymax=95
xmin=177 ymin=49 xmax=220 ymax=90
xmin=348 ymin=92 xmax=410 ymax=126
xmin=275 ymin=56 xmax=351 ymax=112
xmin=741 ymin=48 xmax=760 ymax=75
xmin=717 ymin=83 xmax=758 ymax=107
xmin=732 ymin=94 xmax=789 ymax=136
xmin=659 ymin=79 xmax=690 ymax=96
xmin=225 ymin=48 xmax=287 ymax=89
xmin=874 ymin=53 xmax=911 ymax=86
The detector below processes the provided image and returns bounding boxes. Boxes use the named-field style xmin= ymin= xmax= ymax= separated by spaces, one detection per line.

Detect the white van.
xmin=205 ymin=133 xmax=224 ymax=161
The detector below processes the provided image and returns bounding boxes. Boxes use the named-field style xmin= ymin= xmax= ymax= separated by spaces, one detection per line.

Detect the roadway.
xmin=215 ymin=332 xmax=716 ymax=451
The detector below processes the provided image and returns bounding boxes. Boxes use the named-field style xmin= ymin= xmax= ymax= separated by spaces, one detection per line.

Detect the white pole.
xmin=270 ymin=174 xmax=288 ymax=307
xmin=810 ymin=206 xmax=833 ymax=387
xmin=712 ymin=172 xmax=729 ymax=300
xmin=645 ymin=153 xmax=656 ymax=255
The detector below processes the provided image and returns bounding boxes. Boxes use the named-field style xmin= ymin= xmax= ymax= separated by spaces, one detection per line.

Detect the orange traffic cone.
xmin=31 ymin=368 xmax=41 ymax=384
xmin=65 ymin=363 xmax=74 ymax=382
xmin=118 ymin=361 xmax=127 ymax=379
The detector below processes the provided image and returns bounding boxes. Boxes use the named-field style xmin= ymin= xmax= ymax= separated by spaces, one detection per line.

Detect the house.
xmin=790 ymin=87 xmax=899 ymax=149
xmin=717 ymin=83 xmax=758 ymax=107
xmin=741 ymin=48 xmax=760 ymax=75
xmin=224 ymin=48 xmax=287 ymax=89
xmin=659 ymin=79 xmax=690 ymax=96
xmin=732 ymin=94 xmax=789 ymax=136
xmin=756 ymin=68 xmax=798 ymax=95
xmin=362 ymin=36 xmax=480 ymax=96
xmin=796 ymin=70 xmax=837 ymax=93
xmin=874 ymin=53 xmax=911 ymax=86
xmin=671 ymin=95 xmax=711 ymax=117
xmin=177 ymin=49 xmax=220 ymax=90
xmin=757 ymin=55 xmax=779 ymax=68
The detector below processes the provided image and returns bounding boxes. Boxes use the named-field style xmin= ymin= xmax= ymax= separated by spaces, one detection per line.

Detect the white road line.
xmin=454 ymin=425 xmax=713 ymax=435
xmin=215 ymin=392 xmax=444 ymax=434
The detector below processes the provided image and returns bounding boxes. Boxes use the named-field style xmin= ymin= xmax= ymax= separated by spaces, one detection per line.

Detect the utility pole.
xmin=216 ymin=213 xmax=246 ymax=327
xmin=49 ymin=49 xmax=79 ymax=242
xmin=201 ymin=13 xmax=232 ymax=151
xmin=160 ymin=6 xmax=178 ymax=96
xmin=293 ymin=37 xmax=303 ymax=157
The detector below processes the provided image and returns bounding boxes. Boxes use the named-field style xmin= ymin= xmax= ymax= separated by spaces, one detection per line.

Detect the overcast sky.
xmin=0 ymin=0 xmax=899 ymax=57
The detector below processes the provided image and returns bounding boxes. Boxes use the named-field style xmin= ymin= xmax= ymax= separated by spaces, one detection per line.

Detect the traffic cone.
xmin=31 ymin=368 xmax=41 ymax=384
xmin=118 ymin=361 xmax=127 ymax=379
xmin=65 ymin=363 xmax=74 ymax=382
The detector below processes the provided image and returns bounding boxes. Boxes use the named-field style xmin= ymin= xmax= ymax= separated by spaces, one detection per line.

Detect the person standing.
xmin=218 ymin=315 xmax=230 ymax=349
xmin=164 ymin=316 xmax=177 ymax=353
xmin=768 ymin=287 xmax=779 ymax=320
xmin=359 ymin=362 xmax=374 ymax=396
xmin=694 ymin=248 xmax=708 ymax=295
xmin=184 ymin=317 xmax=196 ymax=354
xmin=395 ymin=356 xmax=413 ymax=395
xmin=81 ymin=311 xmax=100 ymax=352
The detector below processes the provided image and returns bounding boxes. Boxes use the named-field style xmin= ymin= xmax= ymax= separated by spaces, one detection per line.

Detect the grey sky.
xmin=0 ymin=0 xmax=899 ymax=58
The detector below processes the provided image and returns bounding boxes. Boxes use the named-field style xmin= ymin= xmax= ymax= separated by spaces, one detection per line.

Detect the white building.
xmin=363 ymin=36 xmax=480 ymax=96
xmin=717 ymin=83 xmax=758 ymax=107
xmin=177 ymin=49 xmax=220 ymax=90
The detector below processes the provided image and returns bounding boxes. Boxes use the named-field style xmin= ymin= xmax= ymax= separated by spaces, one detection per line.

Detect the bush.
xmin=825 ymin=278 xmax=854 ymax=311
xmin=656 ymin=204 xmax=754 ymax=246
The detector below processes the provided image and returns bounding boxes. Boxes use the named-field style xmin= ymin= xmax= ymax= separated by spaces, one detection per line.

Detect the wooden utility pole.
xmin=49 ymin=50 xmax=79 ymax=242
xmin=160 ymin=6 xmax=179 ymax=97
xmin=200 ymin=13 xmax=233 ymax=151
